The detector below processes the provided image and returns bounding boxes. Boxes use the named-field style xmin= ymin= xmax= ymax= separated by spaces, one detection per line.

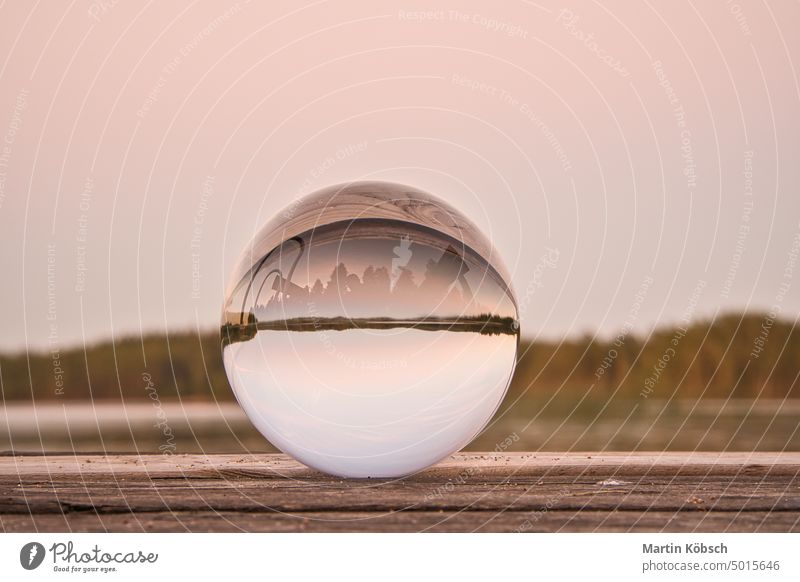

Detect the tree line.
xmin=1 ymin=313 xmax=797 ymax=403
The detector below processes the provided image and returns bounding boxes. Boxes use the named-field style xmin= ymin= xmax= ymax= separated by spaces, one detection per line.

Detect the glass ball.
xmin=221 ymin=181 xmax=519 ymax=478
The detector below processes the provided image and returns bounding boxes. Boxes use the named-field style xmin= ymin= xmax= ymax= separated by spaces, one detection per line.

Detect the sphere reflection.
xmin=222 ymin=181 xmax=518 ymax=478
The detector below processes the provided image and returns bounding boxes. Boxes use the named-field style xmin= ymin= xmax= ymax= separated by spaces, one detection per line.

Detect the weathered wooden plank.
xmin=2 ymin=509 xmax=798 ymax=533
xmin=2 ymin=453 xmax=798 ymax=532
xmin=2 ymin=452 xmax=799 ymax=479
xmin=2 ymin=477 xmax=798 ymax=513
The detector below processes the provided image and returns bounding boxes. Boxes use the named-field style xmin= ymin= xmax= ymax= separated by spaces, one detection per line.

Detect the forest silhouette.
xmin=2 ymin=313 xmax=797 ymax=404
xmin=247 ymin=243 xmax=483 ymax=323
xmin=222 ymin=243 xmax=519 ymax=343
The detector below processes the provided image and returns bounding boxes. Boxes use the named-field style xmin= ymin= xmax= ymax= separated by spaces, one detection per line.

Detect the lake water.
xmin=2 ymin=398 xmax=798 ymax=454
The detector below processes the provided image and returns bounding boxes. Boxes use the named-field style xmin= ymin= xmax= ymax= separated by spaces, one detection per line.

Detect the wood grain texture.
xmin=1 ymin=453 xmax=798 ymax=532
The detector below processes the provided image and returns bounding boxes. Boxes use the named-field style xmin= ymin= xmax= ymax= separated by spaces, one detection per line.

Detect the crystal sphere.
xmin=221 ymin=181 xmax=519 ymax=478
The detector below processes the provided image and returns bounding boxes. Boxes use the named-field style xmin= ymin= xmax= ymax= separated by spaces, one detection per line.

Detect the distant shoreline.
xmin=1 ymin=313 xmax=797 ymax=402
xmin=221 ymin=314 xmax=519 ymax=344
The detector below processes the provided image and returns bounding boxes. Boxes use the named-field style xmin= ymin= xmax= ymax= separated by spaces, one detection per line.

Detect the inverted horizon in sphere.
xmin=221 ymin=182 xmax=519 ymax=477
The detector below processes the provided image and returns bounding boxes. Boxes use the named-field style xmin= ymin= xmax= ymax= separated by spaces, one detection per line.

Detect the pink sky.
xmin=0 ymin=0 xmax=798 ymax=350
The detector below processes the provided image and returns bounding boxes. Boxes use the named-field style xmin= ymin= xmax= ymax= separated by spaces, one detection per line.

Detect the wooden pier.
xmin=1 ymin=452 xmax=798 ymax=532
